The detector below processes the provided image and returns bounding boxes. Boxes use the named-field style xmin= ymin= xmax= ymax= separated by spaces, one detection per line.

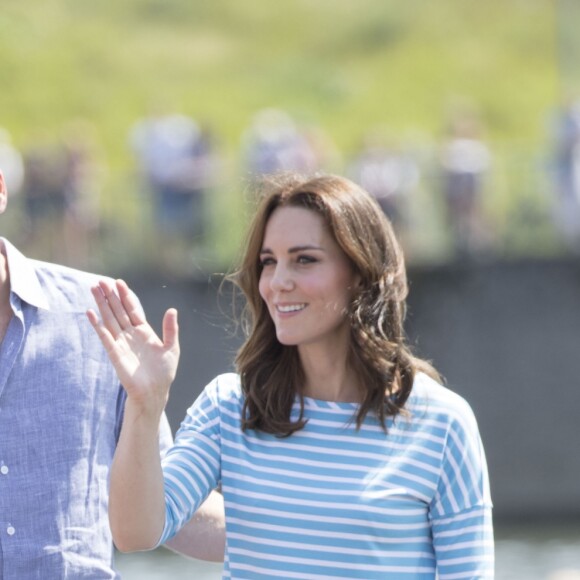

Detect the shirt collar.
xmin=1 ymin=238 xmax=50 ymax=310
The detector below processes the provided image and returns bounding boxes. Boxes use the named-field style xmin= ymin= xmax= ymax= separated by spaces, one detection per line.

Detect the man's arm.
xmin=164 ymin=490 xmax=226 ymax=563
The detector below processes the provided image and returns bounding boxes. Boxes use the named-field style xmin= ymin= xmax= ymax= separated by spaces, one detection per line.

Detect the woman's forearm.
xmin=109 ymin=402 xmax=167 ymax=552
xmin=164 ymin=490 xmax=226 ymax=562
xmin=87 ymin=279 xmax=180 ymax=551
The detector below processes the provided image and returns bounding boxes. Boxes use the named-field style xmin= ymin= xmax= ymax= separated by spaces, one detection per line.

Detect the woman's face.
xmin=258 ymin=206 xmax=358 ymax=354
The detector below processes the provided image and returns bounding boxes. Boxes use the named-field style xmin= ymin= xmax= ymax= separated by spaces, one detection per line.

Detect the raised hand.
xmin=87 ymin=279 xmax=180 ymax=417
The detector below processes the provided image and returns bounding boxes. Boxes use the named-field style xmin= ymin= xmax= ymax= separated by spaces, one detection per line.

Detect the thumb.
xmin=162 ymin=308 xmax=180 ymax=354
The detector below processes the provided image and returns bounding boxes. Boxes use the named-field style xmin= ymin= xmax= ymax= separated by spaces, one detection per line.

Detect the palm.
xmin=87 ymin=279 xmax=180 ymax=411
xmin=108 ymin=322 xmax=177 ymax=397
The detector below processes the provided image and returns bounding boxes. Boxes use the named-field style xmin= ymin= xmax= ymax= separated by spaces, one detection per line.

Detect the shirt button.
xmin=0 ymin=465 xmax=9 ymax=475
xmin=7 ymin=526 xmax=15 ymax=536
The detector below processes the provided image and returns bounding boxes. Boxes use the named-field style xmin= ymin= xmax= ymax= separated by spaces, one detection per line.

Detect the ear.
xmin=0 ymin=171 xmax=7 ymax=214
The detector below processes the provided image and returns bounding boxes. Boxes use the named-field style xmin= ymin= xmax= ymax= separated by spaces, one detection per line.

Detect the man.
xmin=0 ymin=170 xmax=224 ymax=578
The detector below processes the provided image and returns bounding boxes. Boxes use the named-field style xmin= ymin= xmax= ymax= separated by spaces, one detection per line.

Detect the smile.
xmin=276 ymin=303 xmax=306 ymax=313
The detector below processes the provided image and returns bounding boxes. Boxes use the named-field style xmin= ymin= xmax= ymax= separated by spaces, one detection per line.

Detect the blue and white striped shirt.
xmin=160 ymin=372 xmax=494 ymax=579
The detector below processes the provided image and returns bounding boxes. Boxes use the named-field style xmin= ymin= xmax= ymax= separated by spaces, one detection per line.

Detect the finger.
xmin=86 ymin=308 xmax=118 ymax=353
xmin=116 ymin=279 xmax=147 ymax=327
xmin=98 ymin=279 xmax=133 ymax=331
xmin=91 ymin=284 xmax=122 ymax=336
xmin=162 ymin=308 xmax=180 ymax=354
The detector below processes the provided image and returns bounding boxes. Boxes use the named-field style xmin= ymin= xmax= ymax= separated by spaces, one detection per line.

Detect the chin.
xmin=275 ymin=332 xmax=300 ymax=346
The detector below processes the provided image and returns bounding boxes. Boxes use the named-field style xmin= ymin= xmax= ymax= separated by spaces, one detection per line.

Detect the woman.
xmin=88 ymin=174 xmax=494 ymax=579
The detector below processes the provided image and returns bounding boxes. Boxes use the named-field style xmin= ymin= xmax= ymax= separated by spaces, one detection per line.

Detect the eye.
xmin=297 ymin=254 xmax=317 ymax=265
xmin=259 ymin=256 xmax=276 ymax=267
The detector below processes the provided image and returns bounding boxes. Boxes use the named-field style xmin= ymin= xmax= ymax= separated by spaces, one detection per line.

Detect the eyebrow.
xmin=260 ymin=244 xmax=324 ymax=255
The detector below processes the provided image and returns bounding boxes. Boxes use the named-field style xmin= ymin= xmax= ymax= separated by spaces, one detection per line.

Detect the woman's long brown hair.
xmin=228 ymin=173 xmax=439 ymax=437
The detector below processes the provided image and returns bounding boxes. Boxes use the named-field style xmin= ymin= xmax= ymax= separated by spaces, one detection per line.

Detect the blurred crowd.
xmin=2 ymin=98 xmax=580 ymax=275
xmin=0 ymin=121 xmax=104 ymax=269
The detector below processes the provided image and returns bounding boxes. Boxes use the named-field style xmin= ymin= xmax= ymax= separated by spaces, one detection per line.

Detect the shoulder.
xmin=31 ymin=259 xmax=114 ymax=312
xmin=184 ymin=373 xmax=242 ymax=424
xmin=407 ymin=372 xmax=479 ymax=432
xmin=203 ymin=372 xmax=243 ymax=405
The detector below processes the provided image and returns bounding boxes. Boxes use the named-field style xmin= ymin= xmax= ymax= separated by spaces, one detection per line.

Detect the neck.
xmin=298 ymin=344 xmax=361 ymax=403
xmin=0 ymin=246 xmax=12 ymax=342
xmin=0 ymin=244 xmax=10 ymax=308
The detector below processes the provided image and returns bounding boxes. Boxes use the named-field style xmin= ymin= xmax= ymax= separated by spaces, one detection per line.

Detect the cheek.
xmin=258 ymin=274 xmax=269 ymax=303
xmin=332 ymin=276 xmax=356 ymax=311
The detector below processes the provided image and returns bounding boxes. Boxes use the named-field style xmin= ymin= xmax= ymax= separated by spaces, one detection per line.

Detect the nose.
xmin=269 ymin=263 xmax=295 ymax=292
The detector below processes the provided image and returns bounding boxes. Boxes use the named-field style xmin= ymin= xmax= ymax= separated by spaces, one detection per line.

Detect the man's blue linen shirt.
xmin=0 ymin=238 xmax=170 ymax=579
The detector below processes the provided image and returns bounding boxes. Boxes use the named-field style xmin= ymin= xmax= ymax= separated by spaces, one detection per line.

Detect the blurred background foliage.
xmin=0 ymin=0 xmax=578 ymax=273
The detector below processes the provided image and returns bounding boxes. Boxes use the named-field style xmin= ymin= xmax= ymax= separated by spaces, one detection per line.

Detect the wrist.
xmin=123 ymin=398 xmax=166 ymax=431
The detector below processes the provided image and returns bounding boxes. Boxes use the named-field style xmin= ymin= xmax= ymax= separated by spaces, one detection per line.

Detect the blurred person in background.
xmin=60 ymin=120 xmax=106 ymax=270
xmin=241 ymin=108 xmax=320 ymax=180
xmin=0 ymin=169 xmax=225 ymax=579
xmin=348 ymin=128 xmax=420 ymax=249
xmin=550 ymin=96 xmax=580 ymax=253
xmin=89 ymin=174 xmax=494 ymax=579
xmin=20 ymin=140 xmax=68 ymax=263
xmin=130 ymin=107 xmax=217 ymax=275
xmin=439 ymin=109 xmax=493 ymax=259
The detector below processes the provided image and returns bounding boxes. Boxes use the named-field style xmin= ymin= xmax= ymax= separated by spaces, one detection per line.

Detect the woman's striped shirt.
xmin=158 ymin=372 xmax=494 ymax=579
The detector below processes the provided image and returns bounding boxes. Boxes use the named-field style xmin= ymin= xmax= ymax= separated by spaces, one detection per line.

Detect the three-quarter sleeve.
xmin=429 ymin=401 xmax=494 ymax=578
xmin=157 ymin=378 xmax=223 ymax=545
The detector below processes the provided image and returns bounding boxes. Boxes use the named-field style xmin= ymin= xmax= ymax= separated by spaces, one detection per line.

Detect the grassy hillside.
xmin=0 ymin=0 xmax=561 ymax=146
xmin=0 ymin=0 xmax=571 ymax=266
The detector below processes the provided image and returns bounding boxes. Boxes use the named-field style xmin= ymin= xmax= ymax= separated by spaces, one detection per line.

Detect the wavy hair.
xmin=229 ymin=173 xmax=439 ymax=436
